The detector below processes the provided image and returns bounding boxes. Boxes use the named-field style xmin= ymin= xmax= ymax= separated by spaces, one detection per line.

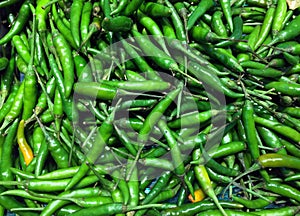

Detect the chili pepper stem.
xmin=224 ymin=163 xmax=261 ymax=195
xmin=10 ymin=208 xmax=44 ymax=212
xmin=78 ymin=24 xmax=101 ymax=52
xmin=231 ymin=181 xmax=274 ymax=202
xmin=42 ymin=0 xmax=60 ymax=9
xmin=0 ymin=181 xmax=23 ymax=187
xmin=126 ymin=203 xmax=177 ymax=211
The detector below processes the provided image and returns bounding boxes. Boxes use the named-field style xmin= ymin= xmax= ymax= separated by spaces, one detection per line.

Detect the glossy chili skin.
xmin=0 ymin=52 xmax=15 ymax=105
xmin=50 ymin=20 xmax=75 ymax=99
xmin=65 ymin=109 xmax=116 ymax=190
xmin=70 ymin=0 xmax=84 ymax=48
xmin=254 ymin=115 xmax=300 ymax=143
xmin=0 ymin=186 xmax=39 ymax=216
xmin=0 ymin=1 xmax=31 ymax=45
xmin=254 ymin=5 xmax=275 ymax=50
xmin=211 ymin=11 xmax=228 ymax=38
xmin=265 ymin=81 xmax=300 ymax=97
xmin=0 ymin=84 xmax=19 ymax=123
xmin=187 ymin=0 xmax=214 ymax=30
xmin=40 ymin=187 xmax=110 ymax=216
xmin=232 ymin=195 xmax=277 ymax=209
xmin=17 ymin=120 xmax=34 ymax=166
xmin=264 ymin=181 xmax=300 ymax=203
xmin=161 ymin=201 xmax=243 ymax=216
xmin=0 ymin=119 xmax=19 ymax=184
xmin=258 ymin=153 xmax=300 ymax=170
xmin=258 ymin=14 xmax=300 ymax=54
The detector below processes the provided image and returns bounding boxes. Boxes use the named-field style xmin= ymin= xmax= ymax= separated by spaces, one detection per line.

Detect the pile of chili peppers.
xmin=0 ymin=0 xmax=300 ymax=215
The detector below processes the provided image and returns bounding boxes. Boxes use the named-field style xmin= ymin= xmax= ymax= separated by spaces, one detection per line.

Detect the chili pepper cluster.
xmin=0 ymin=0 xmax=300 ymax=215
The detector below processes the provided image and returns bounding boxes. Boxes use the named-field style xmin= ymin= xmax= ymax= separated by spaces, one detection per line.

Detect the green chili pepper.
xmin=254 ymin=206 xmax=300 ymax=216
xmin=1 ymin=82 xmax=24 ymax=130
xmin=254 ymin=5 xmax=275 ymax=50
xmin=121 ymin=0 xmax=144 ymax=16
xmin=102 ymin=16 xmax=133 ymax=32
xmin=50 ymin=18 xmax=75 ymax=99
xmin=0 ymin=119 xmax=19 ymax=184
xmin=51 ymin=3 xmax=77 ymax=49
xmin=141 ymin=2 xmax=171 ymax=17
xmin=211 ymin=11 xmax=228 ymax=38
xmin=70 ymin=0 xmax=84 ymax=48
xmin=65 ymin=107 xmax=116 ymax=190
xmin=272 ymin=0 xmax=287 ymax=37
xmin=264 ymin=181 xmax=300 ymax=203
xmin=36 ymin=117 xmax=69 ymax=169
xmin=219 ymin=0 xmax=233 ymax=32
xmin=187 ymin=0 xmax=214 ymax=30
xmin=0 ymin=186 xmax=39 ymax=216
xmin=158 ymin=120 xmax=185 ymax=175
xmin=0 ymin=1 xmax=30 ymax=45
xmin=193 ymin=149 xmax=227 ymax=216
xmin=80 ymin=1 xmax=93 ymax=48
xmin=111 ymin=0 xmax=128 ymax=15
xmin=0 ymin=84 xmax=19 ymax=124
xmin=258 ymin=14 xmax=300 ymax=54
xmin=0 ymin=53 xmax=15 ymax=106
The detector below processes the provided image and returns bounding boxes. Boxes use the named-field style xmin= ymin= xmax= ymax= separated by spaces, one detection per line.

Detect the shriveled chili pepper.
xmin=188 ymin=188 xmax=206 ymax=203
